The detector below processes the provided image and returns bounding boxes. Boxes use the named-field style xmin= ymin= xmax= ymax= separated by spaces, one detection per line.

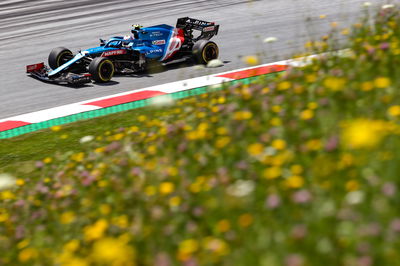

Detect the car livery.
xmin=26 ymin=17 xmax=220 ymax=85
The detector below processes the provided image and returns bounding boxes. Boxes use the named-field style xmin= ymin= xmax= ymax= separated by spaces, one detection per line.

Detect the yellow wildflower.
xmin=388 ymin=105 xmax=400 ymax=117
xmin=51 ymin=125 xmax=62 ymax=132
xmin=60 ymin=211 xmax=76 ymax=225
xmin=361 ymin=81 xmax=374 ymax=91
xmin=247 ymin=143 xmax=264 ymax=156
xmin=306 ymin=139 xmax=322 ymax=151
xmin=113 ymin=215 xmax=129 ymax=229
xmin=71 ymin=152 xmax=85 ymax=162
xmin=272 ymin=139 xmax=286 ymax=150
xmin=285 ymin=176 xmax=305 ymax=189
xmin=243 ymin=55 xmax=260 ymax=66
xmin=345 ymin=180 xmax=360 ymax=191
xmin=263 ymin=167 xmax=282 ymax=179
xmin=17 ymin=239 xmax=30 ymax=249
xmin=277 ymin=81 xmax=291 ymax=90
xmin=145 ymin=186 xmax=156 ymax=196
xmin=341 ymin=119 xmax=387 ymax=149
xmin=159 ymin=182 xmax=175 ymax=195
xmin=291 ymin=165 xmax=303 ymax=175
xmin=99 ymin=204 xmax=111 ymax=215
xmin=233 ymin=111 xmax=253 ymax=120
xmin=43 ymin=157 xmax=52 ymax=164
xmin=307 ymin=102 xmax=318 ymax=110
xmin=169 ymin=196 xmax=182 ymax=207
xmin=374 ymin=77 xmax=391 ymax=88
xmin=306 ymin=74 xmax=317 ymax=83
xmin=323 ymin=77 xmax=346 ymax=91
xmin=215 ymin=137 xmax=231 ymax=148
xmin=16 ymin=179 xmax=25 ymax=186
xmin=238 ymin=214 xmax=254 ymax=228
xmin=91 ymin=237 xmax=136 ymax=266
xmin=19 ymin=248 xmax=38 ymax=262
xmin=300 ymin=109 xmax=314 ymax=120
xmin=217 ymin=220 xmax=231 ymax=233
xmin=341 ymin=28 xmax=350 ymax=35
xmin=271 ymin=105 xmax=282 ymax=113
xmin=270 ymin=117 xmax=282 ymax=126
xmin=84 ymin=219 xmax=108 ymax=241
xmin=63 ymin=239 xmax=80 ymax=253
xmin=178 ymin=239 xmax=199 ymax=260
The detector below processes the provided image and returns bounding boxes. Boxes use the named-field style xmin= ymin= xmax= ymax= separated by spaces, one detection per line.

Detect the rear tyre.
xmin=192 ymin=40 xmax=219 ymax=64
xmin=88 ymin=57 xmax=115 ymax=83
xmin=48 ymin=47 xmax=73 ymax=70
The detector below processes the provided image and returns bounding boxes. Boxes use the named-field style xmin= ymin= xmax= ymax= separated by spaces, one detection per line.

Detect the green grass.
xmin=1 ymin=5 xmax=400 ymax=266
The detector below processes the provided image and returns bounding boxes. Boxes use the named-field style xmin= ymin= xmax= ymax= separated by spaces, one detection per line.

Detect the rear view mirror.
xmin=100 ymin=39 xmax=105 ymax=46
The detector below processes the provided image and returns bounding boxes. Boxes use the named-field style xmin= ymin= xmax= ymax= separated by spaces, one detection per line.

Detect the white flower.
xmin=346 ymin=191 xmax=365 ymax=205
xmin=363 ymin=2 xmax=372 ymax=7
xmin=382 ymin=4 xmax=394 ymax=9
xmin=150 ymin=94 xmax=174 ymax=107
xmin=79 ymin=135 xmax=94 ymax=144
xmin=226 ymin=180 xmax=255 ymax=197
xmin=207 ymin=59 xmax=224 ymax=68
xmin=263 ymin=37 xmax=278 ymax=43
xmin=0 ymin=174 xmax=16 ymax=191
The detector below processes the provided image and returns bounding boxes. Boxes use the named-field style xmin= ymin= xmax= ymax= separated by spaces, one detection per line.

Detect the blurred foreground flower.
xmin=150 ymin=95 xmax=174 ymax=107
xmin=382 ymin=4 xmax=395 ymax=10
xmin=242 ymin=55 xmax=260 ymax=66
xmin=363 ymin=2 xmax=372 ymax=8
xmin=207 ymin=59 xmax=224 ymax=68
xmin=226 ymin=180 xmax=255 ymax=197
xmin=263 ymin=37 xmax=278 ymax=43
xmin=0 ymin=173 xmax=16 ymax=191
xmin=91 ymin=237 xmax=136 ymax=266
xmin=79 ymin=135 xmax=94 ymax=144
xmin=341 ymin=119 xmax=388 ymax=149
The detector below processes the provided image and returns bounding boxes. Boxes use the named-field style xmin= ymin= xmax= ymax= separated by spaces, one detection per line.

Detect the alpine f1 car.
xmin=26 ymin=17 xmax=220 ymax=85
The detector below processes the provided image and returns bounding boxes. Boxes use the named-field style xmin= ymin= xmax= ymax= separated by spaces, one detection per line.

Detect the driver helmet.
xmin=131 ymin=24 xmax=143 ymax=32
xmin=124 ymin=34 xmax=134 ymax=41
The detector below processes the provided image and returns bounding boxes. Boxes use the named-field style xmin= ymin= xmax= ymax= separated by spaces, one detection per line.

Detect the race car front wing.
xmin=26 ymin=63 xmax=92 ymax=85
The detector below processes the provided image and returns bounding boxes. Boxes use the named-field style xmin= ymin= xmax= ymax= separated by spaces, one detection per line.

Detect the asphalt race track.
xmin=0 ymin=0 xmax=386 ymax=120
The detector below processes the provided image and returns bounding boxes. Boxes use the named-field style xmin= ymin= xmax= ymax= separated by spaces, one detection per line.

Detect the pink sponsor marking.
xmin=217 ymin=65 xmax=288 ymax=80
xmin=84 ymin=90 xmax=166 ymax=108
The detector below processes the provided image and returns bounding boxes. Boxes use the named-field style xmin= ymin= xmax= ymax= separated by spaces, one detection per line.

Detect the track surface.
xmin=0 ymin=0 xmax=386 ymax=119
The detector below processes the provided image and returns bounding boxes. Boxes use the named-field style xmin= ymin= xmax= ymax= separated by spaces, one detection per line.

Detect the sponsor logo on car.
xmin=152 ymin=40 xmax=166 ymax=45
xmin=146 ymin=48 xmax=163 ymax=55
xmin=203 ymin=26 xmax=215 ymax=32
xmin=186 ymin=18 xmax=212 ymax=26
xmin=101 ymin=49 xmax=127 ymax=57
xmin=151 ymin=31 xmax=163 ymax=37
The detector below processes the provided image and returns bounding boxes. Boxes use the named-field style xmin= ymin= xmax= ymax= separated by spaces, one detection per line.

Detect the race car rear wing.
xmin=176 ymin=17 xmax=219 ymax=40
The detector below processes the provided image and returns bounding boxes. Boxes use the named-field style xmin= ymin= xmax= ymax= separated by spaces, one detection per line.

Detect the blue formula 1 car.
xmin=26 ymin=17 xmax=220 ymax=85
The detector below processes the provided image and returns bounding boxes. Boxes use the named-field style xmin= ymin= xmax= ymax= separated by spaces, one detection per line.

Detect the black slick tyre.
xmin=192 ymin=40 xmax=219 ymax=64
xmin=88 ymin=57 xmax=115 ymax=83
xmin=48 ymin=47 xmax=73 ymax=70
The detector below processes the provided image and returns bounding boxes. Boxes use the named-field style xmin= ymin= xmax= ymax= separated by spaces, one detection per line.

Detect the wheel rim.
xmin=203 ymin=44 xmax=218 ymax=62
xmin=99 ymin=61 xmax=114 ymax=81
xmin=57 ymin=51 xmax=73 ymax=67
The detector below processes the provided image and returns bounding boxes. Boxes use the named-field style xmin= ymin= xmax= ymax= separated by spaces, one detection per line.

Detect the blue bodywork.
xmin=49 ymin=24 xmax=176 ymax=77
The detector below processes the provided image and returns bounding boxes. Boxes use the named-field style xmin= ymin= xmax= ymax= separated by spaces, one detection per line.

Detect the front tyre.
xmin=192 ymin=40 xmax=219 ymax=64
xmin=48 ymin=47 xmax=73 ymax=70
xmin=88 ymin=57 xmax=115 ymax=83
